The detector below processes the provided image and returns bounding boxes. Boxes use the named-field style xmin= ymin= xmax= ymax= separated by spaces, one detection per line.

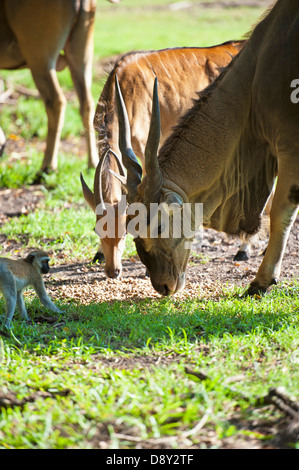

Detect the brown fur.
xmin=0 ymin=0 xmax=98 ymax=173
xmin=288 ymin=185 xmax=299 ymax=205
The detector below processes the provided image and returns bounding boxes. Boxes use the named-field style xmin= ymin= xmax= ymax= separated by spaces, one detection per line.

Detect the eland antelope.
xmin=81 ymin=41 xmax=245 ymax=278
xmin=114 ymin=0 xmax=299 ymax=296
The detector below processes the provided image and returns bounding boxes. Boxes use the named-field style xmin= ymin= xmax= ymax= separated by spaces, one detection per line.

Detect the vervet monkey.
xmin=0 ymin=250 xmax=62 ymax=329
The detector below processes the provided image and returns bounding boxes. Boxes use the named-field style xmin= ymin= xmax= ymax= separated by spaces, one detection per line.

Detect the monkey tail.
xmin=0 ymin=262 xmax=6 ymax=277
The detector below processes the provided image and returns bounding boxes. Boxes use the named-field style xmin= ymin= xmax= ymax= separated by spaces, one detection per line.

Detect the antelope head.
xmin=114 ymin=75 xmax=194 ymax=295
xmin=80 ymin=148 xmax=127 ymax=279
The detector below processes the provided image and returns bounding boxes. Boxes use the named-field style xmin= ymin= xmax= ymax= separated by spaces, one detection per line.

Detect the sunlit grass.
xmin=0 ymin=284 xmax=298 ymax=448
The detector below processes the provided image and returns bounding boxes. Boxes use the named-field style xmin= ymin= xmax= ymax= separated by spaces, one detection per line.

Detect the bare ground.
xmin=45 ymin=215 xmax=299 ymax=306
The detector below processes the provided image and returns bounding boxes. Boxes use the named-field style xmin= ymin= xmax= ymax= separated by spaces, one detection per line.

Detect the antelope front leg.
xmin=0 ymin=126 xmax=6 ymax=157
xmin=31 ymin=67 xmax=66 ymax=173
xmin=64 ymin=6 xmax=98 ymax=169
xmin=245 ymin=170 xmax=299 ymax=296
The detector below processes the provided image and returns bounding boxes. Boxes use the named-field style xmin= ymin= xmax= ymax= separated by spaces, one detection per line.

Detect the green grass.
xmin=95 ymin=1 xmax=262 ymax=55
xmin=0 ymin=0 xmax=298 ymax=450
xmin=1 ymin=287 xmax=298 ymax=449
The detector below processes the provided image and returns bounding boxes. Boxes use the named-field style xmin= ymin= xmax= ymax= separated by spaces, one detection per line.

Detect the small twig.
xmin=185 ymin=367 xmax=299 ymax=421
xmin=184 ymin=367 xmax=209 ymax=381
xmin=181 ymin=407 xmax=212 ymax=438
xmin=0 ymin=81 xmax=13 ymax=103
xmin=0 ymin=388 xmax=71 ymax=409
xmin=185 ymin=366 xmax=250 ymax=400
xmin=255 ymin=387 xmax=299 ymax=420
xmin=0 ymin=78 xmax=40 ymax=102
xmin=113 ymin=407 xmax=212 ymax=445
xmin=112 ymin=433 xmax=143 ymax=443
xmin=0 ymin=88 xmax=13 ymax=103
xmin=14 ymin=83 xmax=40 ymax=98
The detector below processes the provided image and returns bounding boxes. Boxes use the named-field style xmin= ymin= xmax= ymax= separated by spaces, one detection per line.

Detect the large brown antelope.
xmin=81 ymin=41 xmax=245 ymax=278
xmin=115 ymin=0 xmax=299 ymax=296
xmin=0 ymin=0 xmax=101 ymax=176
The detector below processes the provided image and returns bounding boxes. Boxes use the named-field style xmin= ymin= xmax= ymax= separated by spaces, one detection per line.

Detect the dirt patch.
xmin=1 ymin=185 xmax=298 ymax=302
xmin=46 ymin=215 xmax=299 ymax=304
xmin=0 ymin=186 xmax=44 ymax=225
xmin=49 ymin=221 xmax=298 ymax=305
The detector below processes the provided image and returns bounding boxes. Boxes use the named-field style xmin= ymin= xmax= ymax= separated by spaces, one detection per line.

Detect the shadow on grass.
xmin=1 ymin=281 xmax=298 ymax=355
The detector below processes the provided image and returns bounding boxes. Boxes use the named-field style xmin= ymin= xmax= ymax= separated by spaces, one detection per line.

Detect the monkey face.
xmin=26 ymin=251 xmax=51 ymax=274
xmin=41 ymin=259 xmax=50 ymax=274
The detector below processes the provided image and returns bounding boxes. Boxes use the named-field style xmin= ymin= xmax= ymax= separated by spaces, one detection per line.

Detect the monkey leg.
xmin=16 ymin=291 xmax=30 ymax=322
xmin=0 ymin=268 xmax=17 ymax=329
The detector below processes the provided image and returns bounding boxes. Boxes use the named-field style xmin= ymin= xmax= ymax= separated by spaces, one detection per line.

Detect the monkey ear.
xmin=25 ymin=253 xmax=36 ymax=264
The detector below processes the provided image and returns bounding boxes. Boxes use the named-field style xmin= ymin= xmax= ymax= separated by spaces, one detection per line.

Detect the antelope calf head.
xmin=95 ymin=202 xmax=127 ymax=279
xmin=80 ymin=152 xmax=127 ymax=279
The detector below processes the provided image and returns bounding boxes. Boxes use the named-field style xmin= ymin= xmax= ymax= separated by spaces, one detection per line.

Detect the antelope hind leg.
xmin=244 ymin=165 xmax=299 ymax=296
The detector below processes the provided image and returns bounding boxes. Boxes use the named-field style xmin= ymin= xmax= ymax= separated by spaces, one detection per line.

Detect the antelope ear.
xmin=160 ymin=189 xmax=183 ymax=213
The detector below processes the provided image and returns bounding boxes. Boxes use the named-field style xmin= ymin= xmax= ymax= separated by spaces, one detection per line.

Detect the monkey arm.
xmin=33 ymin=279 xmax=61 ymax=313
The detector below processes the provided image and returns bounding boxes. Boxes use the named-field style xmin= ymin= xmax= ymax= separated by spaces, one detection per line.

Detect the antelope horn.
xmin=109 ymin=149 xmax=127 ymax=181
xmin=115 ymin=74 xmax=142 ymax=203
xmin=107 ymin=148 xmax=127 ymax=184
xmin=143 ymin=77 xmax=163 ymax=207
xmin=94 ymin=148 xmax=127 ymax=216
xmin=109 ymin=168 xmax=127 ymax=185
xmin=95 ymin=149 xmax=109 ymax=214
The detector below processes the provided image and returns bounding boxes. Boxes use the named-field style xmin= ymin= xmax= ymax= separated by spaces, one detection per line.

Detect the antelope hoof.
xmin=92 ymin=252 xmax=105 ymax=264
xmin=32 ymin=168 xmax=52 ymax=185
xmin=105 ymin=268 xmax=121 ymax=279
xmin=243 ymin=278 xmax=277 ymax=297
xmin=233 ymin=250 xmax=249 ymax=261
